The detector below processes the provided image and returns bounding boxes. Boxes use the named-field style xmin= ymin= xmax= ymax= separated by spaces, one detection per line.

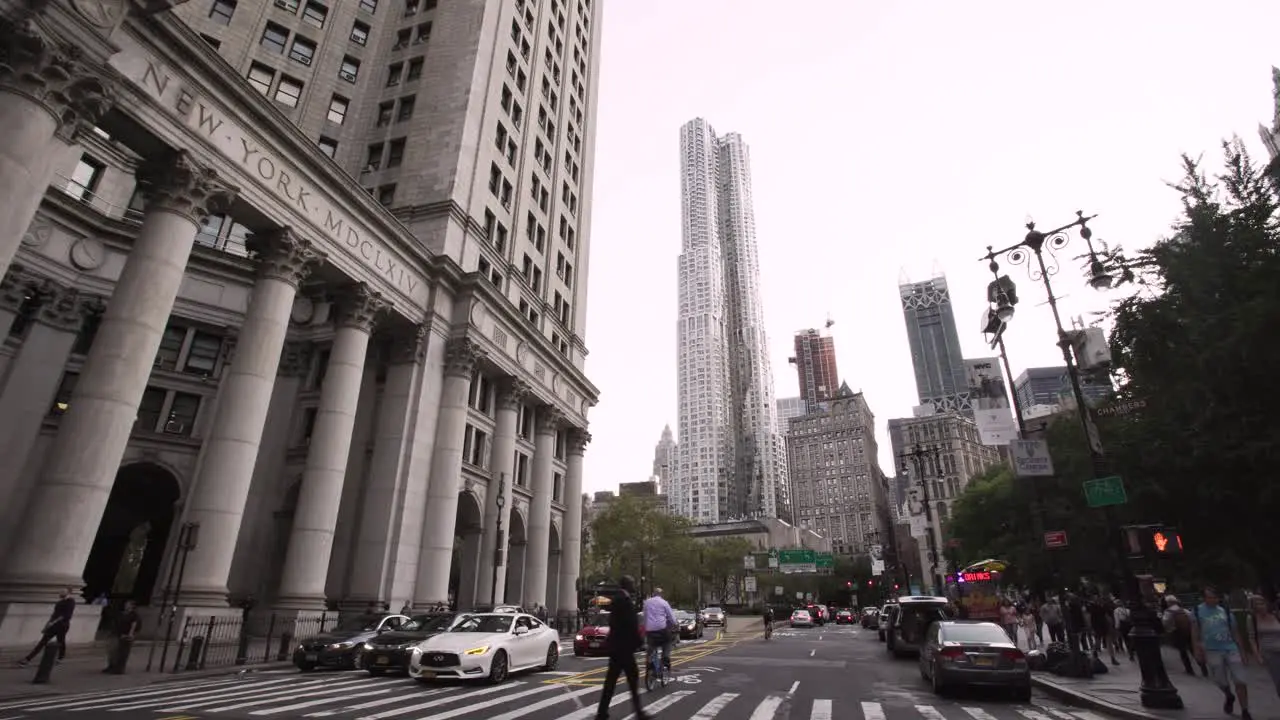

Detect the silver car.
xmin=919 ymin=621 xmax=1031 ymax=701
xmin=701 ymin=606 xmax=725 ymax=626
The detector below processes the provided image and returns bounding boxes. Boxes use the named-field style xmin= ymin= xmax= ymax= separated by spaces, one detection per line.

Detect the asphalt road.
xmin=0 ymin=625 xmax=1110 ymax=720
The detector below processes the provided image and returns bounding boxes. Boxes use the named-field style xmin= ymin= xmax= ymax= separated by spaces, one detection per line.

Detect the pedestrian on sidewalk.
xmin=1020 ymin=605 xmax=1040 ymax=651
xmin=1164 ymin=596 xmax=1203 ymax=675
xmin=999 ymin=599 xmax=1019 ymax=646
xmin=1192 ymin=586 xmax=1254 ymax=720
xmin=1246 ymin=593 xmax=1280 ymax=698
xmin=16 ymin=587 xmax=77 ymax=667
xmin=1088 ymin=593 xmax=1119 ymax=666
xmin=103 ymin=600 xmax=140 ymax=674
xmin=594 ymin=575 xmax=650 ymax=720
xmin=1041 ymin=596 xmax=1065 ymax=644
xmin=1032 ymin=598 xmax=1045 ymax=645
xmin=1113 ymin=598 xmax=1135 ymax=661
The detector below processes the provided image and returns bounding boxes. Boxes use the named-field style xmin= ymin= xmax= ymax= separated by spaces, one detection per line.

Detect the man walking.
xmin=1193 ymin=587 xmax=1254 ymax=720
xmin=17 ymin=587 xmax=77 ymax=666
xmin=594 ymin=575 xmax=650 ymax=720
xmin=104 ymin=600 xmax=140 ymax=674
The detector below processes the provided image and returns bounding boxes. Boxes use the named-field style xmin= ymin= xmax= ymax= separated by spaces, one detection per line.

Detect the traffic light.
xmin=893 ymin=583 xmax=900 ymax=591
xmin=846 ymin=581 xmax=852 ymax=588
xmin=1123 ymin=525 xmax=1184 ymax=557
xmin=1152 ymin=528 xmax=1184 ymax=555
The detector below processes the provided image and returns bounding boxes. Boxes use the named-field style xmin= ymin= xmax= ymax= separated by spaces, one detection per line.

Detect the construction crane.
xmin=825 ymin=314 xmax=835 ymax=330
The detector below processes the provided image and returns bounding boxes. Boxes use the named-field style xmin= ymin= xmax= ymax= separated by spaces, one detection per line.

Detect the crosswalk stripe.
xmin=811 ymin=699 xmax=833 ymax=720
xmin=105 ymin=678 xmax=336 ymax=711
xmin=1068 ymin=712 xmax=1107 ymax=720
xmin=24 ymin=678 xmax=300 ymax=711
xmin=419 ymin=684 xmax=567 ymax=720
xmin=159 ymin=678 xmax=371 ymax=711
xmin=486 ymin=686 xmax=598 ymax=720
xmin=245 ymin=688 xmax=392 ymax=715
xmin=962 ymin=707 xmax=1001 ymax=720
xmin=861 ymin=701 xmax=887 ymax=720
xmin=0 ymin=678 xmax=243 ymax=711
xmin=555 ymin=690 xmax=629 ymax=720
xmin=689 ymin=693 xmax=738 ymax=719
xmin=917 ymin=705 xmax=947 ymax=720
xmin=749 ymin=696 xmax=785 ymax=720
xmin=302 ymin=688 xmax=453 ymax=717
xmin=620 ymin=690 xmax=694 ymax=718
xmin=1037 ymin=707 xmax=1075 ymax=720
xmin=1016 ymin=710 xmax=1055 ymax=720
xmin=355 ymin=681 xmax=527 ymax=720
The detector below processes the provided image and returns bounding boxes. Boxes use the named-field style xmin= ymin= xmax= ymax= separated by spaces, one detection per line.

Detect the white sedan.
xmin=408 ymin=612 xmax=559 ymax=684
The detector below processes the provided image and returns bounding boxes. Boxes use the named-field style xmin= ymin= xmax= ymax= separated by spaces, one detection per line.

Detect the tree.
xmin=698 ymin=537 xmax=754 ymax=605
xmin=585 ymin=496 xmax=700 ymax=604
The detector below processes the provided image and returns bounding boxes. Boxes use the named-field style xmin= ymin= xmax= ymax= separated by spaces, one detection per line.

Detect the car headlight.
xmin=575 ymin=634 xmax=584 ymax=641
xmin=361 ymin=643 xmax=373 ymax=651
xmin=465 ymin=646 xmax=490 ymax=656
xmin=328 ymin=642 xmax=355 ymax=650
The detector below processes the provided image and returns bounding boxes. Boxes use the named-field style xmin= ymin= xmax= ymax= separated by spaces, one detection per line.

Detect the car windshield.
xmin=793 ymin=610 xmax=810 ymax=617
xmin=400 ymin=614 xmax=457 ymax=632
xmin=585 ymin=610 xmax=610 ymax=627
xmin=674 ymin=611 xmax=694 ymax=621
xmin=334 ymin=614 xmax=384 ymax=632
xmin=940 ymin=623 xmax=1011 ymax=644
xmin=705 ymin=607 xmax=722 ymax=614
xmin=449 ymin=615 xmax=514 ymax=634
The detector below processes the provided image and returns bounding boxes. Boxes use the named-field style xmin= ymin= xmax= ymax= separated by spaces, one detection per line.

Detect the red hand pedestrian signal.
xmin=1153 ymin=532 xmax=1169 ymax=552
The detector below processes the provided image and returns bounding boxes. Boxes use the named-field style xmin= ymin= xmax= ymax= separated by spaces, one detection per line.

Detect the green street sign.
xmin=777 ymin=549 xmax=816 ymax=565
xmin=1083 ymin=476 xmax=1128 ymax=508
xmin=816 ymin=553 xmax=834 ymax=568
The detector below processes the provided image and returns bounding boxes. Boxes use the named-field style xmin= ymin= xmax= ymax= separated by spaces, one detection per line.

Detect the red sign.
xmin=960 ymin=571 xmax=992 ymax=583
xmin=1044 ymin=530 xmax=1069 ymax=548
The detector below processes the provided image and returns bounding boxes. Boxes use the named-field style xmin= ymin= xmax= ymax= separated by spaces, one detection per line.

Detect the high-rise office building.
xmin=0 ymin=0 xmax=602 ymax=644
xmin=900 ymin=275 xmax=970 ymax=415
xmin=790 ymin=327 xmax=839 ymax=413
xmin=776 ymin=396 xmax=807 ymax=434
xmin=1013 ymin=366 xmax=1113 ymax=411
xmin=673 ymin=118 xmax=785 ymax=523
xmin=652 ymin=424 xmax=676 ymax=493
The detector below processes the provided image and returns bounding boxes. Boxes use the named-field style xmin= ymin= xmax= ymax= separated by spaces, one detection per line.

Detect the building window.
xmin=386 ymin=138 xmax=405 ymax=168
xmin=288 ymin=36 xmax=316 ymax=65
xmin=350 ymin=21 xmax=370 ymax=45
xmin=246 ymin=63 xmax=274 ymax=95
xmin=397 ymin=95 xmax=415 ymax=121
xmin=317 ymin=136 xmax=338 ymax=158
xmin=463 ymin=425 xmax=490 ymax=468
xmin=184 ymin=330 xmax=224 ymax=376
xmin=406 ymin=57 xmax=423 ymax=80
xmin=377 ymin=184 xmax=396 ymax=206
xmin=49 ymin=371 xmax=78 ymax=416
xmin=274 ymin=76 xmax=303 ymax=107
xmin=514 ymin=451 xmax=530 ymax=486
xmin=164 ymin=392 xmax=202 ymax=436
xmin=376 ymin=101 xmax=393 ymax=127
xmin=339 ymin=56 xmax=359 ymax=82
xmin=72 ymin=305 xmax=103 ymax=355
xmin=274 ymin=0 xmax=299 ymax=11
xmin=64 ymin=156 xmax=104 ymax=201
xmin=386 ymin=62 xmax=403 ymax=86
xmin=301 ymin=1 xmax=327 ymax=28
xmin=327 ymin=95 xmax=349 ymax=124
xmin=209 ymin=0 xmax=236 ymax=24
xmin=553 ymin=471 xmax=563 ymax=502
xmin=366 ymin=142 xmax=384 ymax=170
xmin=260 ymin=22 xmax=288 ymax=54
xmin=359 ymin=0 xmax=377 ymax=12
xmin=135 ymin=387 xmax=167 ymax=432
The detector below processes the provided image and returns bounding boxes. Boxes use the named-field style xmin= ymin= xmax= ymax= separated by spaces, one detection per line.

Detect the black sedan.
xmin=674 ymin=610 xmax=704 ymax=640
xmin=362 ymin=613 xmax=461 ymax=675
xmin=293 ymin=613 xmax=409 ymax=671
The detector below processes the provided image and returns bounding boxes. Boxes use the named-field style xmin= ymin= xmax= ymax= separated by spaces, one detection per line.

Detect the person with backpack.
xmin=1163 ymin=596 xmax=1199 ymax=675
xmin=1192 ymin=586 xmax=1254 ymax=720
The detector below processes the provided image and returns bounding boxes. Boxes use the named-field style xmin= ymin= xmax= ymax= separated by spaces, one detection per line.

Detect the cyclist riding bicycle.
xmin=642 ymin=587 xmax=677 ymax=674
xmin=763 ymin=606 xmax=774 ymax=637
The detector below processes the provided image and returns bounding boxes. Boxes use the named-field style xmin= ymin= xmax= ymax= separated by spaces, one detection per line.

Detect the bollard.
xmin=31 ymin=640 xmax=59 ymax=684
xmin=185 ymin=636 xmax=205 ymax=671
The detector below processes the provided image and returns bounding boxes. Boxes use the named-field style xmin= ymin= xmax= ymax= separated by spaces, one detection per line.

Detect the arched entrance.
xmin=450 ymin=490 xmax=484 ymax=610
xmin=547 ymin=522 xmax=562 ymax=614
xmin=505 ymin=508 xmax=528 ymax=606
xmin=82 ymin=462 xmax=181 ymax=603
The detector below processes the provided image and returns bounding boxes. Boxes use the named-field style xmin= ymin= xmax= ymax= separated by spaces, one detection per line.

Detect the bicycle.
xmin=764 ymin=620 xmax=773 ymax=640
xmin=644 ymin=638 xmax=670 ymax=690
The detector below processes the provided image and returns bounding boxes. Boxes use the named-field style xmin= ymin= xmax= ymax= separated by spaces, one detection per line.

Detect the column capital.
xmin=33 ymin=282 xmax=88 ymax=332
xmin=567 ymin=428 xmax=592 ymax=456
xmin=333 ymin=283 xmax=385 ymax=332
xmin=137 ymin=150 xmax=236 ymax=225
xmin=248 ymin=227 xmax=325 ymax=289
xmin=0 ymin=263 xmax=34 ymax=312
xmin=443 ymin=336 xmax=485 ymax=378
xmin=536 ymin=406 xmax=566 ymax=436
xmin=279 ymin=340 xmax=313 ymax=377
xmin=0 ymin=16 xmax=115 ymax=142
xmin=497 ymin=378 xmax=533 ymax=411
xmin=388 ymin=323 xmax=426 ymax=365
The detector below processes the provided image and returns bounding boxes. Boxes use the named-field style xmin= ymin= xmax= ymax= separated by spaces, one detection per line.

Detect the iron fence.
xmin=163 ymin=610 xmax=338 ymax=673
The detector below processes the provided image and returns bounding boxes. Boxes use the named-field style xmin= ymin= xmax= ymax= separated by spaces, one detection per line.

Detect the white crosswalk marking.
xmin=861 ymin=701 xmax=887 ymax=720
xmin=620 ymin=690 xmax=694 ymax=718
xmin=190 ymin=679 xmax=382 ymax=713
xmin=811 ymin=699 xmax=833 ymax=720
xmin=749 ymin=696 xmax=785 ymax=720
xmin=356 ymin=681 xmax=526 ymax=719
xmin=421 ymin=684 xmax=566 ymax=720
xmin=247 ymin=687 xmax=392 ymax=715
xmin=106 ymin=678 xmax=335 ymax=711
xmin=161 ymin=678 xmax=371 ymax=711
xmin=485 ymin=686 xmax=598 ymax=720
xmin=302 ymin=688 xmax=452 ymax=717
xmin=553 ymin=690 xmax=627 ymax=720
xmin=916 ymin=705 xmax=948 ymax=720
xmin=0 ymin=679 xmax=244 ymax=711
xmin=1037 ymin=707 xmax=1076 ymax=720
xmin=688 ymin=693 xmax=737 ymax=719
xmin=962 ymin=706 xmax=1001 ymax=720
xmin=1015 ymin=710 xmax=1055 ymax=720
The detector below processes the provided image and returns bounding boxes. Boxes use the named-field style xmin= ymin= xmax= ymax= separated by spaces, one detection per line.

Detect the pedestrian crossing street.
xmin=0 ymin=672 xmax=1109 ymax=720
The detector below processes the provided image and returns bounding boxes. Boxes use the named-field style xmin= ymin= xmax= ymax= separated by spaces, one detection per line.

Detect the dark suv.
xmin=885 ymin=596 xmax=951 ymax=658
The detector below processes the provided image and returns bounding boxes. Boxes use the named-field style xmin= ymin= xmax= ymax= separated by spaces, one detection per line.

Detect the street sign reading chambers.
xmin=1083 ymin=475 xmax=1128 ymax=508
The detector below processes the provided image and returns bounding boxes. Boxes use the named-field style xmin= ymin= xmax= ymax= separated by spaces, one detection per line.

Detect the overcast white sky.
xmin=579 ymin=0 xmax=1280 ymax=494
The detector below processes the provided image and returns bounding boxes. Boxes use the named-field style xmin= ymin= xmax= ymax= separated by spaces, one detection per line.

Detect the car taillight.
xmin=1002 ymin=648 xmax=1027 ymax=663
xmin=938 ymin=647 xmax=966 ymax=662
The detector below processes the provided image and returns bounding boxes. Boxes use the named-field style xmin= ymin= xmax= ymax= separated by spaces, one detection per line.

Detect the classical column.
xmin=413 ymin=337 xmax=485 ymax=606
xmin=475 ymin=379 xmax=530 ymax=606
xmin=523 ymin=406 xmax=563 ymax=607
xmin=0 ymin=264 xmax=32 ymax=341
xmin=0 ymin=151 xmax=232 ymax=600
xmin=0 ymin=16 xmax=114 ymax=280
xmin=506 ymin=537 xmax=527 ymax=605
xmin=0 ymin=282 xmax=88 ymax=478
xmin=179 ymin=229 xmax=322 ymax=606
xmin=454 ymin=523 xmax=482 ymax=610
xmin=558 ymin=429 xmax=589 ymax=615
xmin=346 ymin=325 xmax=425 ymax=605
xmin=276 ymin=284 xmax=385 ymax=610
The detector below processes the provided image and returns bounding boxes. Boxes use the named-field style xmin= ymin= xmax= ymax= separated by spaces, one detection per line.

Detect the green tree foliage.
xmin=584 ymin=495 xmax=700 ymax=605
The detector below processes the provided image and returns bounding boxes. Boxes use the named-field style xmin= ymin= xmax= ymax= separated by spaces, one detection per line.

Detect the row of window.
xmin=211 ymin=0 xmax=378 ymax=27
xmin=462 ymin=424 xmax=566 ymax=500
xmin=52 ymin=373 xmax=203 ymax=437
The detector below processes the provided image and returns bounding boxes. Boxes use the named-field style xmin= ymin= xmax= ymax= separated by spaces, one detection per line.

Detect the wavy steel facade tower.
xmin=674 ymin=118 xmax=785 ymax=523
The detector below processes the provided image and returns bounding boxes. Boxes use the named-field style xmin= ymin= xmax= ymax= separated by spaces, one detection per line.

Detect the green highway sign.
xmin=777 ymin=549 xmax=815 ymax=565
xmin=1083 ymin=475 xmax=1128 ymax=508
xmin=816 ymin=553 xmax=834 ymax=569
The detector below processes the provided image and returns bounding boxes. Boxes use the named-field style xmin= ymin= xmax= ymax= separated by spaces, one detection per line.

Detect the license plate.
xmin=304 ymin=653 xmax=318 ymax=662
xmin=589 ymin=641 xmax=601 ymax=648
xmin=974 ymin=656 xmax=995 ymax=667
xmin=420 ymin=671 xmax=435 ymax=679
xmin=375 ymin=656 xmax=389 ymax=665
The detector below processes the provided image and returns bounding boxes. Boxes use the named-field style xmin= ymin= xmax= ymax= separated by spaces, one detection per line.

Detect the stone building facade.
xmin=0 ymin=0 xmax=600 ymax=645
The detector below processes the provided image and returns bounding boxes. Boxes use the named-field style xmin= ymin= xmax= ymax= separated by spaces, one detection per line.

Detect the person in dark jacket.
xmin=594 ymin=575 xmax=650 ymax=720
xmin=18 ymin=587 xmax=77 ymax=666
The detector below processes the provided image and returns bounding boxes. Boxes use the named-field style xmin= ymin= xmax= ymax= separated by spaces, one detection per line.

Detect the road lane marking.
xmin=748 ymin=697 xmax=784 ymax=720
xmin=33 ymin=678 xmax=305 ymax=711
xmin=1037 ymin=708 xmax=1076 ymax=720
xmin=486 ymin=686 xmax=598 ymax=720
xmin=620 ymin=690 xmax=693 ymax=719
xmin=689 ymin=693 xmax=737 ymax=719
xmin=302 ymin=689 xmax=452 ymax=717
xmin=861 ymin=701 xmax=887 ymax=720
xmin=916 ymin=704 xmax=947 ymax=720
xmin=419 ymin=683 xmax=562 ymax=720
xmin=1016 ymin=710 xmax=1056 ymax=720
xmin=355 ymin=681 xmax=526 ymax=719
xmin=0 ymin=679 xmax=243 ymax=711
xmin=818 ymin=635 xmax=824 ymax=641
xmin=809 ymin=649 xmax=816 ymax=657
xmin=547 ymin=638 xmax=747 ymax=685
xmin=108 ymin=678 xmax=339 ymax=711
xmin=245 ymin=688 xmax=391 ymax=715
xmin=161 ymin=677 xmax=372 ymax=711
xmin=553 ymin=691 xmax=628 ymax=719
xmin=812 ymin=699 xmax=833 ymax=720
xmin=787 ymin=681 xmax=800 ymax=696
xmin=963 ymin=708 xmax=1001 ymax=720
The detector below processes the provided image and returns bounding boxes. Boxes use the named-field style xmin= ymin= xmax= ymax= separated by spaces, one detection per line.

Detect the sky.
xmin=578 ymin=0 xmax=1280 ymax=495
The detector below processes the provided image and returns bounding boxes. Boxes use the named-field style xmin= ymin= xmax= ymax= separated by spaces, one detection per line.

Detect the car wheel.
xmin=573 ymin=649 xmax=583 ymax=657
xmin=543 ymin=643 xmax=559 ymax=671
xmin=487 ymin=650 xmax=509 ymax=684
xmin=296 ymin=663 xmax=317 ymax=672
xmin=366 ymin=667 xmax=387 ymax=676
xmin=931 ymin=662 xmax=947 ymax=696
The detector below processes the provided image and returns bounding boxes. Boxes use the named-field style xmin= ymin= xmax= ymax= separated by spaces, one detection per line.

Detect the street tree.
xmin=584 ymin=495 xmax=700 ymax=603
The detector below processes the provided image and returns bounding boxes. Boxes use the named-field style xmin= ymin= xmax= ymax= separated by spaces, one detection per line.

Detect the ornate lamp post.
xmin=899 ymin=445 xmax=944 ymax=594
xmin=979 ymin=212 xmax=1180 ymax=708
xmin=490 ymin=474 xmax=506 ymax=607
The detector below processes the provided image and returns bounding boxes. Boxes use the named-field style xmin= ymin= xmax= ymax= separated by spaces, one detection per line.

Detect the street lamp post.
xmin=490 ymin=474 xmax=507 ymax=608
xmin=980 ymin=212 xmax=1181 ymax=708
xmin=899 ymin=445 xmax=944 ymax=594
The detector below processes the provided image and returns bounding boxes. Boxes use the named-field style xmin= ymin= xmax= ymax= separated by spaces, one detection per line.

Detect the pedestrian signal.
xmin=1152 ymin=528 xmax=1183 ymax=555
